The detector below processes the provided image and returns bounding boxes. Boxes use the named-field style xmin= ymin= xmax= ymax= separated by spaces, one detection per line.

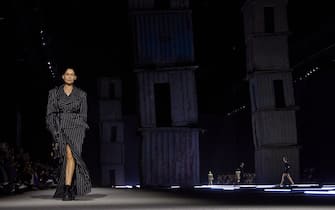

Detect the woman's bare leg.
xmin=65 ymin=144 xmax=75 ymax=185
xmin=287 ymin=174 xmax=295 ymax=185
xmin=280 ymin=173 xmax=286 ymax=185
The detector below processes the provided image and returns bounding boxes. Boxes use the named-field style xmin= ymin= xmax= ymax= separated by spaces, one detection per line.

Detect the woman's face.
xmin=62 ymin=68 xmax=77 ymax=85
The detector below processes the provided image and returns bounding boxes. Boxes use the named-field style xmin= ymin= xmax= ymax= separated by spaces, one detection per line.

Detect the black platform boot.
xmin=62 ymin=185 xmax=72 ymax=201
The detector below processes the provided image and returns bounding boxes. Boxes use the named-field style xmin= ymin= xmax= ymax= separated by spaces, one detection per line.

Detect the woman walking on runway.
xmin=46 ymin=67 xmax=91 ymax=201
xmin=280 ymin=156 xmax=295 ymax=187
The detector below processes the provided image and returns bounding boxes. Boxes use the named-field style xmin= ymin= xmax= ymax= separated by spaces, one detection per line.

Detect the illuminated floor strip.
xmin=292 ymin=188 xmax=328 ymax=191
xmin=264 ymin=189 xmax=292 ymax=192
xmin=304 ymin=190 xmax=335 ymax=195
xmin=114 ymin=185 xmax=134 ymax=189
xmin=255 ymin=185 xmax=277 ymax=189
xmin=239 ymin=185 xmax=257 ymax=188
xmin=291 ymin=184 xmax=319 ymax=187
xmin=113 ymin=184 xmax=335 ymax=194
xmin=170 ymin=186 xmax=181 ymax=189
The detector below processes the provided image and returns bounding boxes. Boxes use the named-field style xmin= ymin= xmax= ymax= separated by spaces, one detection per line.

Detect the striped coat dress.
xmin=46 ymin=84 xmax=91 ymax=198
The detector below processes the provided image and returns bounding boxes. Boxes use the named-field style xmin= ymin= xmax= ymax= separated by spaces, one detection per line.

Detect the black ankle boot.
xmin=62 ymin=185 xmax=72 ymax=201
xmin=69 ymin=185 xmax=75 ymax=200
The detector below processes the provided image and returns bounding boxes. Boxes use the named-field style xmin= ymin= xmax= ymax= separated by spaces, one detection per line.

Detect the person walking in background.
xmin=280 ymin=156 xmax=294 ymax=187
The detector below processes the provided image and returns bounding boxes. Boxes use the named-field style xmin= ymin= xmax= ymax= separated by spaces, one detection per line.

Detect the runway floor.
xmin=1 ymin=184 xmax=335 ymax=210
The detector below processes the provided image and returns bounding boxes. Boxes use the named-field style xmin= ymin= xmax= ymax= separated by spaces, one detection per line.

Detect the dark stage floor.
xmin=1 ymin=184 xmax=335 ymax=209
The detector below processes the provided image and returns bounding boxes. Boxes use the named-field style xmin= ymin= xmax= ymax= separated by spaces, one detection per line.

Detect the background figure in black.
xmin=280 ymin=156 xmax=294 ymax=186
xmin=235 ymin=162 xmax=245 ymax=184
xmin=46 ymin=67 xmax=91 ymax=201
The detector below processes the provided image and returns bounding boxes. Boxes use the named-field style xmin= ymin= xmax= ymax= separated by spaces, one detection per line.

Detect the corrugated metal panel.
xmin=137 ymin=72 xmax=155 ymax=127
xmin=283 ymin=74 xmax=295 ymax=106
xmin=137 ymin=69 xmax=198 ymax=127
xmin=131 ymin=10 xmax=194 ymax=66
xmin=141 ymin=128 xmax=199 ymax=186
xmin=97 ymin=78 xmax=122 ymax=99
xmin=253 ymin=110 xmax=297 ymax=146
xmin=253 ymin=75 xmax=275 ymax=108
xmin=170 ymin=0 xmax=189 ymax=9
xmin=243 ymin=0 xmax=288 ymax=36
xmin=101 ymin=165 xmax=125 ymax=186
xmin=100 ymin=122 xmax=124 ymax=143
xmin=98 ymin=77 xmax=125 ymax=186
xmin=128 ymin=0 xmax=154 ymax=9
xmin=251 ymin=72 xmax=295 ymax=109
xmin=97 ymin=78 xmax=123 ymax=120
xmin=170 ymin=70 xmax=198 ymax=125
xmin=98 ymin=100 xmax=122 ymax=120
xmin=100 ymin=142 xmax=124 ymax=164
xmin=128 ymin=0 xmax=190 ymax=9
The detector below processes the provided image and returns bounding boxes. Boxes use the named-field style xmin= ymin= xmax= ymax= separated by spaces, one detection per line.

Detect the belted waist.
xmin=58 ymin=114 xmax=89 ymax=129
xmin=59 ymin=111 xmax=80 ymax=114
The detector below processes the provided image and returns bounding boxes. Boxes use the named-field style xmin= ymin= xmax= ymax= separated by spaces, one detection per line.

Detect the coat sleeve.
xmin=79 ymin=92 xmax=89 ymax=129
xmin=46 ymin=89 xmax=59 ymax=136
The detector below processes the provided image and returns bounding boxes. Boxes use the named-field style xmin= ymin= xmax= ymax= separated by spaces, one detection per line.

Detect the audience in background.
xmin=0 ymin=142 xmax=57 ymax=195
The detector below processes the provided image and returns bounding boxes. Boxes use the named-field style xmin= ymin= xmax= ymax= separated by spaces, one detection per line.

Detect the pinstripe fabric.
xmin=46 ymin=84 xmax=91 ymax=198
